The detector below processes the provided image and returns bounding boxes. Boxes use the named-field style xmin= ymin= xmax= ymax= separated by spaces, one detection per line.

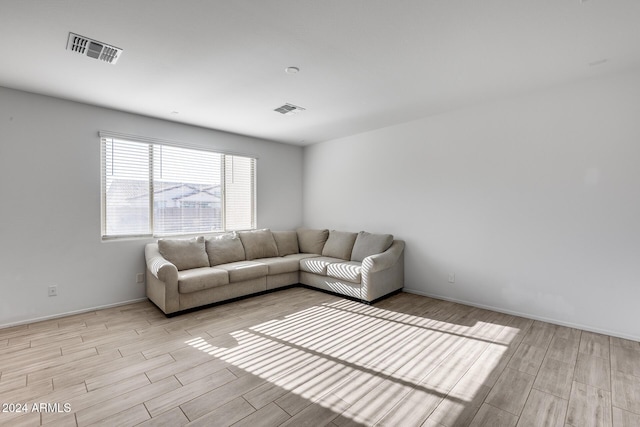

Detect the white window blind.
xmin=224 ymin=155 xmax=256 ymax=231
xmin=101 ymin=136 xmax=256 ymax=238
xmin=102 ymin=139 xmax=151 ymax=236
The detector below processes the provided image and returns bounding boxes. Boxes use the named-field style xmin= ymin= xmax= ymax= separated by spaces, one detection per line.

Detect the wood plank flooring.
xmin=1 ymin=288 xmax=639 ymax=427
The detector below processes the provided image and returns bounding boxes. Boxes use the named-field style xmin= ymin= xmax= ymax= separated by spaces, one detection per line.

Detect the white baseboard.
xmin=0 ymin=298 xmax=149 ymax=330
xmin=4 ymin=290 xmax=638 ymax=343
xmin=403 ymin=288 xmax=640 ymax=343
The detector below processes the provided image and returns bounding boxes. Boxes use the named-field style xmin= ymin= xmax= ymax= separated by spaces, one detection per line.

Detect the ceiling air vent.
xmin=274 ymin=103 xmax=306 ymax=115
xmin=66 ymin=32 xmax=122 ymax=64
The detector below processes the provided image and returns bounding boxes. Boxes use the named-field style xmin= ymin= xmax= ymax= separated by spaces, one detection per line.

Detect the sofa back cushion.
xmin=205 ymin=232 xmax=246 ymax=266
xmin=158 ymin=236 xmax=210 ymax=271
xmin=272 ymin=231 xmax=299 ymax=256
xmin=238 ymin=229 xmax=279 ymax=260
xmin=296 ymin=228 xmax=329 ymax=254
xmin=350 ymin=231 xmax=394 ymax=262
xmin=322 ymin=230 xmax=358 ymax=260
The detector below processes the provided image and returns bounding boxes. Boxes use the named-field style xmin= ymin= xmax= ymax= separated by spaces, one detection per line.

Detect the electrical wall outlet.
xmin=448 ymin=273 xmax=455 ymax=284
xmin=136 ymin=273 xmax=145 ymax=284
xmin=48 ymin=285 xmax=58 ymax=297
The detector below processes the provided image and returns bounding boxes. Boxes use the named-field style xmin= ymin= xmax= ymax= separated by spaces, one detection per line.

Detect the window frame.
xmin=99 ymin=131 xmax=257 ymax=240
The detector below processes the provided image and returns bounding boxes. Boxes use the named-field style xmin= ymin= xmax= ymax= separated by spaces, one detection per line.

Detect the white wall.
xmin=0 ymin=87 xmax=304 ymax=327
xmin=303 ymin=69 xmax=640 ymax=340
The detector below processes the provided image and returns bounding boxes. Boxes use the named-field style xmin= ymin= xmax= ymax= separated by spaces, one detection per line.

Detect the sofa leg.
xmin=366 ymin=288 xmax=403 ymax=304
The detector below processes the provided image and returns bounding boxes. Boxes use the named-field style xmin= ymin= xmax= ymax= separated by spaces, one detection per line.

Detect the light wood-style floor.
xmin=1 ymin=288 xmax=639 ymax=427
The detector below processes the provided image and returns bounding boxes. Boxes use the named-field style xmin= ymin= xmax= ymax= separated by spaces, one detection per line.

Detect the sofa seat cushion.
xmin=256 ymin=257 xmax=300 ymax=275
xmin=283 ymin=253 xmax=322 ymax=262
xmin=327 ymin=261 xmax=362 ymax=284
xmin=215 ymin=261 xmax=269 ymax=282
xmin=178 ymin=267 xmax=229 ymax=294
xmin=300 ymin=256 xmax=345 ymax=275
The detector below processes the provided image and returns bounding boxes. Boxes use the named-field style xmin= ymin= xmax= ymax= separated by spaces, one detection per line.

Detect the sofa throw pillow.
xmin=158 ymin=236 xmax=209 ymax=271
xmin=322 ymin=230 xmax=358 ymax=260
xmin=205 ymin=232 xmax=246 ymax=266
xmin=272 ymin=231 xmax=299 ymax=256
xmin=238 ymin=229 xmax=279 ymax=260
xmin=296 ymin=228 xmax=329 ymax=254
xmin=350 ymin=231 xmax=394 ymax=262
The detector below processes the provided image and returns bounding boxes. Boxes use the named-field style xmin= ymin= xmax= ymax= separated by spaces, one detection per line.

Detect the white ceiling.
xmin=1 ymin=1 xmax=639 ymax=145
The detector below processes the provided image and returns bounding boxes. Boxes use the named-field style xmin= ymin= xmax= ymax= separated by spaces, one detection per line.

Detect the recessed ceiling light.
xmin=285 ymin=66 xmax=300 ymax=74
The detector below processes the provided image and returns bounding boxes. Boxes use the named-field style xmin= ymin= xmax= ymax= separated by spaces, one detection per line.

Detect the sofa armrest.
xmin=145 ymin=243 xmax=178 ymax=283
xmin=360 ymin=240 xmax=404 ymax=302
xmin=145 ymin=243 xmax=179 ymax=314
xmin=362 ymin=240 xmax=405 ymax=273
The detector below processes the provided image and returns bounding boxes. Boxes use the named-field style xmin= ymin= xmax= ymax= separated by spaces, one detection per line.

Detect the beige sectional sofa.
xmin=145 ymin=228 xmax=404 ymax=316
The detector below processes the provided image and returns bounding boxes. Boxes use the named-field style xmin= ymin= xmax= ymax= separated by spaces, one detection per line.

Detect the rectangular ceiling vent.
xmin=66 ymin=32 xmax=122 ymax=64
xmin=274 ymin=103 xmax=306 ymax=115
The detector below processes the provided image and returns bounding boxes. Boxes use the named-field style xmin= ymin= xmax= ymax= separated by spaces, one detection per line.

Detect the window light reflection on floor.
xmin=185 ymin=298 xmax=517 ymax=425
